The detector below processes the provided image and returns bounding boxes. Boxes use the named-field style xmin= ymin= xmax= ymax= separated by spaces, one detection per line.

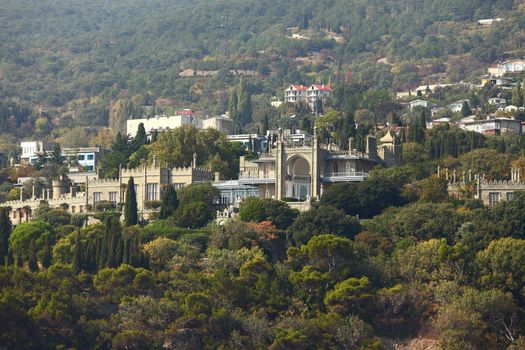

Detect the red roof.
xmin=176 ymin=109 xmax=195 ymax=115
xmin=311 ymin=84 xmax=332 ymax=92
xmin=289 ymin=85 xmax=308 ymax=91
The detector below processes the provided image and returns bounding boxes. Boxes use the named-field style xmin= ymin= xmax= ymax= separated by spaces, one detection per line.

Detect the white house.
xmin=459 ymin=117 xmax=522 ymax=135
xmin=126 ymin=110 xmax=203 ymax=137
xmin=488 ymin=97 xmax=507 ymax=106
xmin=409 ymin=100 xmax=433 ymax=110
xmin=488 ymin=59 xmax=525 ymax=77
xmin=284 ymin=84 xmax=332 ymax=111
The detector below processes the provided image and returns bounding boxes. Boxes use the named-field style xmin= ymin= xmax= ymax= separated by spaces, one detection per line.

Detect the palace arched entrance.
xmin=286 ymin=156 xmax=311 ymax=201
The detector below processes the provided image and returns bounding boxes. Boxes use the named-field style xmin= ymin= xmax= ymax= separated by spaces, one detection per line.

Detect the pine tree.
xmin=159 ymin=185 xmax=179 ymax=219
xmin=72 ymin=231 xmax=82 ymax=274
xmin=125 ymin=176 xmax=138 ymax=226
xmin=28 ymin=240 xmax=38 ymax=272
xmin=0 ymin=207 xmax=11 ymax=265
xmin=41 ymin=236 xmax=52 ymax=268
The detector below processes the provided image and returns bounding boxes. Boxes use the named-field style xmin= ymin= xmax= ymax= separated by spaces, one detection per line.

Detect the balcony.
xmin=238 ymin=175 xmax=275 ymax=185
xmin=321 ymin=171 xmax=368 ymax=182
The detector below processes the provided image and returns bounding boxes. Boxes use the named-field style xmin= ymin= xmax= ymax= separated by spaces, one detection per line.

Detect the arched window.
xmin=333 ymin=162 xmax=339 ymax=174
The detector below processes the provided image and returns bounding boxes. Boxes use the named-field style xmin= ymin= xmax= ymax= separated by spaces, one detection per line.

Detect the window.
xmin=507 ymin=192 xmax=514 ymax=202
xmin=93 ymin=192 xmax=102 ymax=206
xmin=109 ymin=192 xmax=117 ymax=206
xmin=78 ymin=155 xmax=85 ymax=161
xmin=87 ymin=154 xmax=94 ymax=160
xmin=79 ymin=205 xmax=83 ymax=213
xmin=71 ymin=206 xmax=76 ymax=213
xmin=488 ymin=192 xmax=500 ymax=207
xmin=221 ymin=194 xmax=230 ymax=204
xmin=173 ymin=183 xmax=185 ymax=190
xmin=146 ymin=183 xmax=158 ymax=201
xmin=87 ymin=165 xmax=94 ymax=171
xmin=332 ymin=162 xmax=339 ymax=174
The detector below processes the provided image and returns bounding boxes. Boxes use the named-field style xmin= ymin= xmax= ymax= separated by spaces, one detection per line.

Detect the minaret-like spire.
xmin=192 ymin=153 xmax=197 ymax=169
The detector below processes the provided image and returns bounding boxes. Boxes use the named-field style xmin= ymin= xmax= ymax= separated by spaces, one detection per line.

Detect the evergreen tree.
xmin=6 ymin=248 xmax=14 ymax=266
xmin=461 ymin=101 xmax=472 ymax=117
xmin=0 ymin=207 xmax=12 ymax=265
xmin=512 ymin=82 xmax=524 ymax=107
xmin=237 ymin=76 xmax=252 ymax=127
xmin=41 ymin=236 xmax=52 ymax=268
xmin=125 ymin=176 xmax=138 ymax=226
xmin=122 ymin=238 xmax=130 ymax=265
xmin=229 ymin=89 xmax=238 ymax=122
xmin=262 ymin=114 xmax=269 ymax=135
xmin=28 ymin=240 xmax=38 ymax=272
xmin=159 ymin=185 xmax=179 ymax=219
xmin=133 ymin=122 xmax=147 ymax=151
xmin=16 ymin=249 xmax=23 ymax=268
xmin=150 ymin=130 xmax=159 ymax=143
xmin=49 ymin=143 xmax=64 ymax=165
xmin=72 ymin=231 xmax=82 ymax=274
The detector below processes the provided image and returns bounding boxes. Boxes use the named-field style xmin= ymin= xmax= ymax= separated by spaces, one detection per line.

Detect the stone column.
xmin=275 ymin=129 xmax=285 ymax=200
xmin=311 ymin=126 xmax=320 ymax=200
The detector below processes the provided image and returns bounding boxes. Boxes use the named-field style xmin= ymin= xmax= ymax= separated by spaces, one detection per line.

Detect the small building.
xmin=409 ymin=100 xmax=433 ymax=110
xmin=488 ymin=97 xmax=507 ymax=106
xmin=227 ymin=134 xmax=268 ymax=154
xmin=487 ymin=59 xmax=525 ymax=77
xmin=202 ymin=115 xmax=234 ymax=135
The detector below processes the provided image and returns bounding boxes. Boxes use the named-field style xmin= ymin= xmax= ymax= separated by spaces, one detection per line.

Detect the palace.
xmin=3 ymin=129 xmax=401 ymax=224
xmin=215 ymin=128 xmax=401 ymax=209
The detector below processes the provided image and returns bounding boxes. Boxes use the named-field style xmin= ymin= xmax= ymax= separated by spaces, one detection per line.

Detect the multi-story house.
xmin=284 ymin=84 xmax=332 ymax=112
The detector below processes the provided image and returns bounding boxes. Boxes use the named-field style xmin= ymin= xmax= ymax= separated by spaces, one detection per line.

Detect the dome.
xmin=380 ymin=130 xmax=395 ymax=144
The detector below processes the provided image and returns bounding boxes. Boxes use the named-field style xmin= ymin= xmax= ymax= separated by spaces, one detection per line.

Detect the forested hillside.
xmin=0 ymin=0 xmax=523 ymax=108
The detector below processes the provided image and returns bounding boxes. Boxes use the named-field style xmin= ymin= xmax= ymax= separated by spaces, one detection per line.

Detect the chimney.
xmin=348 ymin=137 xmax=354 ymax=151
xmin=214 ymin=172 xmax=221 ymax=182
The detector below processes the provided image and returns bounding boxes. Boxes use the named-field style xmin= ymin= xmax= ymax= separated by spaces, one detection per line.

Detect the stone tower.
xmin=377 ymin=130 xmax=402 ymax=166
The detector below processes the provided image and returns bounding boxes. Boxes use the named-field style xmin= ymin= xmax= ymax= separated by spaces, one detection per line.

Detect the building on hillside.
xmin=227 ymin=134 xmax=268 ymax=154
xmin=284 ymin=84 xmax=332 ymax=111
xmin=3 ymin=160 xmax=213 ymax=225
xmin=447 ymin=166 xmax=525 ymax=208
xmin=62 ymin=147 xmax=104 ymax=172
xmin=488 ymin=97 xmax=507 ymax=106
xmin=19 ymin=142 xmax=104 ymax=172
xmin=448 ymin=100 xmax=470 ymax=113
xmin=459 ymin=117 xmax=522 ymax=135
xmin=202 ymin=115 xmax=234 ymax=135
xmin=488 ymin=59 xmax=525 ymax=77
xmin=126 ymin=111 xmax=202 ymax=137
xmin=216 ymin=128 xmax=401 ymax=208
xmin=409 ymin=100 xmax=433 ymax=110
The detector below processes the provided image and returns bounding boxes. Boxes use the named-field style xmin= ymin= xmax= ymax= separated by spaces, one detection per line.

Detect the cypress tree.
xmin=262 ymin=114 xmax=269 ymax=135
xmin=95 ymin=235 xmax=102 ymax=270
xmin=159 ymin=185 xmax=179 ymax=219
xmin=41 ymin=236 xmax=52 ymax=268
xmin=229 ymin=89 xmax=238 ymax=123
xmin=28 ymin=240 xmax=38 ymax=272
xmin=6 ymin=248 xmax=14 ymax=266
xmin=237 ymin=76 xmax=252 ymax=127
xmin=122 ymin=238 xmax=130 ymax=265
xmin=133 ymin=122 xmax=148 ymax=151
xmin=461 ymin=101 xmax=472 ymax=117
xmin=151 ymin=130 xmax=159 ymax=143
xmin=125 ymin=177 xmax=138 ymax=226
xmin=0 ymin=207 xmax=12 ymax=265
xmin=106 ymin=216 xmax=122 ymax=268
xmin=72 ymin=231 xmax=82 ymax=274
xmin=16 ymin=249 xmax=23 ymax=268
